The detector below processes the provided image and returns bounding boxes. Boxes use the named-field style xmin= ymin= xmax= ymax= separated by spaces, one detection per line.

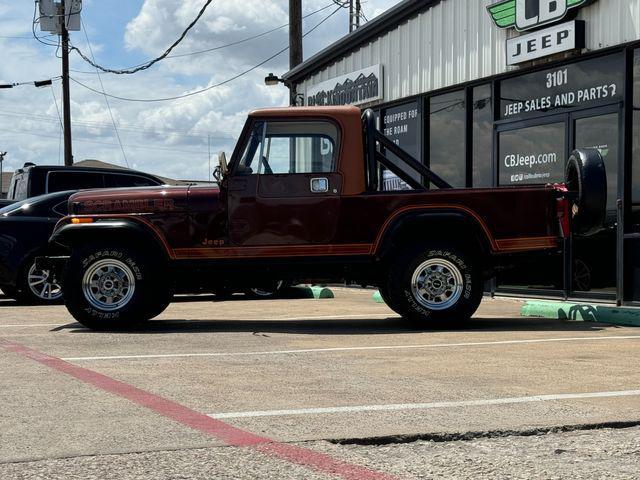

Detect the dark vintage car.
xmin=0 ymin=191 xmax=75 ymax=303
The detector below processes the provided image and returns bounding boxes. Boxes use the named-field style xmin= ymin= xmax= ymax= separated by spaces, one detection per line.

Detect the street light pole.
xmin=0 ymin=152 xmax=6 ymax=198
xmin=60 ymin=0 xmax=73 ymax=166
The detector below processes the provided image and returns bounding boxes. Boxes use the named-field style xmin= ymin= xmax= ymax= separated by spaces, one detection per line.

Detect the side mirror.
xmin=213 ymin=151 xmax=228 ymax=184
xmin=219 ymin=151 xmax=228 ymax=176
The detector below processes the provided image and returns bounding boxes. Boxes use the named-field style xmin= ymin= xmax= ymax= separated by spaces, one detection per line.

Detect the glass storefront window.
xmin=633 ymin=50 xmax=640 ymax=207
xmin=429 ymin=90 xmax=466 ymax=188
xmin=380 ymin=101 xmax=422 ymax=191
xmin=575 ymin=113 xmax=619 ymax=221
xmin=498 ymin=122 xmax=566 ymax=186
xmin=472 ymin=84 xmax=493 ymax=188
xmin=500 ymin=53 xmax=624 ymax=121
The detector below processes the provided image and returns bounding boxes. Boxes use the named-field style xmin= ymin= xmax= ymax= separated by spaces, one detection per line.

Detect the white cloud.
xmin=0 ymin=0 xmax=400 ymax=182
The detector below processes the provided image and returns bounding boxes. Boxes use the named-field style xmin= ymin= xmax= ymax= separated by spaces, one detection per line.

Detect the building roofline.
xmin=283 ymin=0 xmax=441 ymax=83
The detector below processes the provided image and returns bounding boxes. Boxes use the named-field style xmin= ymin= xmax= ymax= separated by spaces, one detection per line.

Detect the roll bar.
xmin=361 ymin=109 xmax=452 ymax=191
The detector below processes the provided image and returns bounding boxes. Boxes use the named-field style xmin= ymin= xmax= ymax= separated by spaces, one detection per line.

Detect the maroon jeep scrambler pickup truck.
xmin=43 ymin=106 xmax=606 ymax=330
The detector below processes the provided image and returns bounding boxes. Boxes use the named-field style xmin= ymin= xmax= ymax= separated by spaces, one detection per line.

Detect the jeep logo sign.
xmin=488 ymin=0 xmax=595 ymax=65
xmin=488 ymin=0 xmax=595 ymax=32
xmin=506 ymin=20 xmax=585 ymax=65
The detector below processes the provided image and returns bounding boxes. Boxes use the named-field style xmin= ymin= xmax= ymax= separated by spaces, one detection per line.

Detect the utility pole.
xmin=60 ymin=0 xmax=73 ymax=166
xmin=349 ymin=0 xmax=354 ymax=33
xmin=288 ymin=0 xmax=302 ymax=106
xmin=349 ymin=0 xmax=361 ymax=32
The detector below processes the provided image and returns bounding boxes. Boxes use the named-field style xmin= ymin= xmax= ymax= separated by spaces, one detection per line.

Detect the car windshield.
xmin=0 ymin=191 xmax=74 ymax=217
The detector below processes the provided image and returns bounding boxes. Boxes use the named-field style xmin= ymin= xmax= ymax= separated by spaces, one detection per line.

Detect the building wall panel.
xmin=298 ymin=0 xmax=640 ymax=105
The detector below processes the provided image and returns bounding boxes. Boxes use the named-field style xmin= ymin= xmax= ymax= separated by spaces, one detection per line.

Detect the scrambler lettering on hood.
xmin=79 ymin=198 xmax=177 ymax=213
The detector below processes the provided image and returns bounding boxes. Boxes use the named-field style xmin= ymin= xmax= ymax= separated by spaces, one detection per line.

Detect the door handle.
xmin=310 ymin=177 xmax=329 ymax=193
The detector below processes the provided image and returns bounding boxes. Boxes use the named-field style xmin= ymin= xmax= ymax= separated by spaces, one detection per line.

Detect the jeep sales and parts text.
xmin=503 ymin=76 xmax=617 ymax=118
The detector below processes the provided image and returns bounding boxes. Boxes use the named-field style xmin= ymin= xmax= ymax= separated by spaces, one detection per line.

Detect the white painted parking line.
xmin=209 ymin=390 xmax=640 ymax=419
xmin=0 ymin=324 xmax=66 ymax=328
xmin=62 ymin=335 xmax=640 ymax=361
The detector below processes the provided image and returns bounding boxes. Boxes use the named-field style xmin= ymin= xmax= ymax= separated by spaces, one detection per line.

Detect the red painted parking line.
xmin=0 ymin=339 xmax=397 ymax=480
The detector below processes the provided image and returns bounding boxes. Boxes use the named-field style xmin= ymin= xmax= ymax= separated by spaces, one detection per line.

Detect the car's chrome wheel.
xmin=27 ymin=262 xmax=63 ymax=301
xmin=410 ymin=258 xmax=464 ymax=311
xmin=572 ymin=258 xmax=592 ymax=292
xmin=250 ymin=280 xmax=284 ymax=298
xmin=82 ymin=259 xmax=135 ymax=311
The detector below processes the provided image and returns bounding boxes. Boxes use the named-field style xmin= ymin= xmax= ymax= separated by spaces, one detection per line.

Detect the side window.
xmin=104 ymin=174 xmax=159 ymax=188
xmin=235 ymin=121 xmax=338 ymax=175
xmin=12 ymin=176 xmax=28 ymax=200
xmin=48 ymin=172 xmax=104 ymax=193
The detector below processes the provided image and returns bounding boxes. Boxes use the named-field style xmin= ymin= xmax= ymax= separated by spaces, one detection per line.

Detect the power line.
xmin=81 ymin=19 xmax=129 ymax=167
xmin=0 ymin=109 xmax=236 ymax=140
xmin=69 ymin=5 xmax=343 ymax=103
xmin=1 ymin=127 xmax=220 ymax=155
xmin=68 ymin=3 xmax=336 ymax=76
xmin=72 ymin=3 xmax=337 ymax=75
xmin=0 ymin=77 xmax=59 ymax=88
xmin=71 ymin=0 xmax=215 ymax=75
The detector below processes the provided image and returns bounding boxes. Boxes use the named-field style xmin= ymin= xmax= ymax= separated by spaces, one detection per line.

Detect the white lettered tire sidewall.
xmin=63 ymin=244 xmax=156 ymax=330
xmin=387 ymin=244 xmax=482 ymax=327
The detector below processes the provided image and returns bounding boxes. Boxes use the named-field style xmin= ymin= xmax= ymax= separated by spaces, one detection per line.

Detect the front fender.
xmin=50 ymin=217 xmax=174 ymax=259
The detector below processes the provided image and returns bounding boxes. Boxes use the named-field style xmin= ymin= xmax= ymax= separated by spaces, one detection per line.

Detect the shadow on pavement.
xmin=58 ymin=316 xmax=618 ymax=335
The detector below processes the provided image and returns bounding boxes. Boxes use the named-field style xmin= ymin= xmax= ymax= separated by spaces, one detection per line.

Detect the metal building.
xmin=282 ymin=0 xmax=640 ymax=305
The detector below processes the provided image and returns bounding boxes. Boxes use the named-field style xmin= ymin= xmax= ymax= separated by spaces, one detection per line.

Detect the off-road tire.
xmin=565 ymin=148 xmax=607 ymax=235
xmin=377 ymin=284 xmax=399 ymax=311
xmin=62 ymin=244 xmax=170 ymax=330
xmin=384 ymin=243 xmax=483 ymax=328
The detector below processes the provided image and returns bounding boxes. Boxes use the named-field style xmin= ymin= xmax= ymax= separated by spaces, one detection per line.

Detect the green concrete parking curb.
xmin=373 ymin=290 xmax=384 ymax=303
xmin=291 ymin=286 xmax=334 ymax=299
xmin=521 ymin=301 xmax=640 ymax=327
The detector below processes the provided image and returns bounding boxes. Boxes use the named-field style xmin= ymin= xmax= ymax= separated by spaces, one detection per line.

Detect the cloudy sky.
xmin=0 ymin=0 xmax=398 ymax=181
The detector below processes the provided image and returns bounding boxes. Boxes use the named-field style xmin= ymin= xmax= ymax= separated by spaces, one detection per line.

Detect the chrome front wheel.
xmin=82 ymin=259 xmax=136 ymax=311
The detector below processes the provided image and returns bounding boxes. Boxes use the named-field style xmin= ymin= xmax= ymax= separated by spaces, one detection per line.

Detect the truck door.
xmin=226 ymin=119 xmax=342 ymax=250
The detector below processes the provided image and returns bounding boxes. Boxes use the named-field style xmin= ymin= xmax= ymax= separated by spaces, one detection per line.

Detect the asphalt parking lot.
xmin=1 ymin=287 xmax=639 ymax=479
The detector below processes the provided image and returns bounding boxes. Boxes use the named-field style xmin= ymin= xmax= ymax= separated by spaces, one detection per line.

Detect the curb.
xmin=372 ymin=290 xmax=384 ymax=303
xmin=521 ymin=301 xmax=640 ymax=327
xmin=293 ymin=286 xmax=334 ymax=299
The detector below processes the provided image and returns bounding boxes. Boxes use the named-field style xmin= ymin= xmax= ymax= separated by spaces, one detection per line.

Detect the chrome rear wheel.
xmin=410 ymin=258 xmax=464 ymax=311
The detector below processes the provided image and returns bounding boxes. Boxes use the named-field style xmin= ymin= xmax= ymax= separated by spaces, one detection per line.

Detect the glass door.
xmin=570 ymin=106 xmax=622 ymax=299
xmin=494 ymin=116 xmax=567 ymax=294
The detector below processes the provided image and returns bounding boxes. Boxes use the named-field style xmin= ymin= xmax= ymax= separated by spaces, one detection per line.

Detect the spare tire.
xmin=565 ymin=148 xmax=607 ymax=236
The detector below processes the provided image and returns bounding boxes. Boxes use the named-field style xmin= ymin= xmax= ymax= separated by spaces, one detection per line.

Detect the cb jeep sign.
xmin=488 ymin=0 xmax=595 ymax=65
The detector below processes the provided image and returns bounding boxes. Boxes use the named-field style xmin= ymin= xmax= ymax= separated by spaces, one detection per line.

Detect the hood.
xmin=70 ymin=185 xmax=191 ymax=215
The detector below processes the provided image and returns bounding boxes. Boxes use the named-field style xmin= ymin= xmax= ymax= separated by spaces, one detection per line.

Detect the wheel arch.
xmin=51 ymin=219 xmax=172 ymax=264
